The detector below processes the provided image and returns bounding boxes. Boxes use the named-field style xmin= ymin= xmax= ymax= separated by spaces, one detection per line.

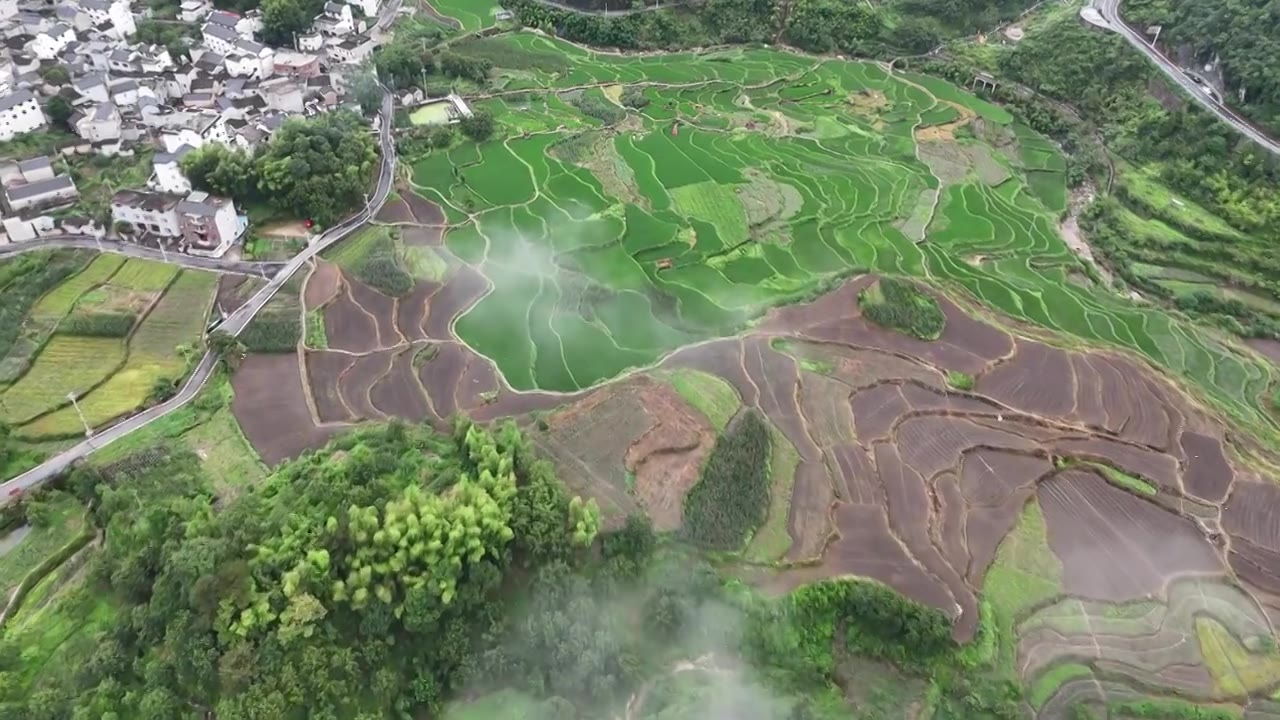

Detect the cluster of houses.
xmin=0 ymin=0 xmax=398 ymax=256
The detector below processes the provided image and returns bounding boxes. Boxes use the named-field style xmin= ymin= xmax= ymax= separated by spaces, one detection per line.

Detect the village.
xmin=0 ymin=0 xmax=407 ymax=257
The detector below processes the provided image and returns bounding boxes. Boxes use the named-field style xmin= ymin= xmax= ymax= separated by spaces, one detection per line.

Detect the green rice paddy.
xmin=413 ymin=33 xmax=1277 ymax=436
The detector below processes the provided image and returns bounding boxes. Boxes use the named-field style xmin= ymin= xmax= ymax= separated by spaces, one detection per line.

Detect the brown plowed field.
xmin=784 ymin=460 xmax=834 ymax=562
xmin=396 ymin=280 xmax=440 ymax=342
xmin=661 ymin=339 xmax=760 ymax=407
xmin=419 ymin=342 xmax=469 ymax=420
xmin=369 ymin=348 xmax=432 ymax=422
xmin=216 ymin=275 xmax=263 ymax=317
xmin=306 ymin=351 xmax=357 ymax=423
xmin=536 ymin=376 xmax=712 ymax=529
xmin=425 ymin=265 xmax=488 ymax=339
xmin=1180 ymin=431 xmax=1234 ymax=503
xmin=456 ymin=352 xmax=501 ymax=411
xmin=404 ymin=192 xmax=446 ymax=225
xmin=347 ymin=278 xmax=404 ymax=348
xmin=375 ymin=195 xmax=415 ymax=223
xmin=1051 ymin=437 xmax=1181 ymax=492
xmin=232 ymin=353 xmax=335 ymax=465
xmin=1039 ymin=469 xmax=1223 ymax=601
xmin=238 ymin=273 xmax=1280 ymax=660
xmin=305 ymin=261 xmax=342 ymax=310
xmin=976 ymin=341 xmax=1076 ymax=418
xmin=622 ymin=380 xmax=716 ymax=531
xmin=325 ymin=284 xmax=380 ymax=352
xmin=338 ymin=351 xmax=396 ymax=420
xmin=401 ymin=225 xmax=444 ymax=246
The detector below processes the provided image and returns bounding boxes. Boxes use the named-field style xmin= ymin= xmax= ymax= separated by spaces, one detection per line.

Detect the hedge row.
xmin=0 ymin=518 xmax=94 ymax=629
xmin=57 ymin=312 xmax=137 ymax=338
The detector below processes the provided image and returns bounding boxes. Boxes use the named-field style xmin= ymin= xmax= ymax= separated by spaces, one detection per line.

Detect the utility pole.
xmin=67 ymin=392 xmax=92 ymax=438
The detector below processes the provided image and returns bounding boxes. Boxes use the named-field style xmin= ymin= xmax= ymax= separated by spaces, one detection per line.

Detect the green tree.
xmin=46 ymin=96 xmax=74 ymax=129
xmin=255 ymin=111 xmax=378 ymax=224
xmin=349 ymin=68 xmax=384 ymax=116
xmin=208 ymin=331 xmax=246 ymax=370
xmin=260 ymin=0 xmax=313 ymax=46
xmin=459 ymin=109 xmax=496 ymax=142
xmin=40 ymin=66 xmax=70 ymax=86
xmin=182 ymin=145 xmax=259 ymax=201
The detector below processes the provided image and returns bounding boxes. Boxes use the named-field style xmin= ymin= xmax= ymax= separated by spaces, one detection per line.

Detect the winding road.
xmin=1089 ymin=0 xmax=1280 ymax=157
xmin=0 ymin=89 xmax=398 ymax=501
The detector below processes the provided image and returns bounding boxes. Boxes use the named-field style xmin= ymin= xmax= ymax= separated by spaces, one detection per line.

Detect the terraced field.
xmin=222 ymin=30 xmax=1280 ymax=718
xmin=0 ymin=257 xmax=217 ymax=439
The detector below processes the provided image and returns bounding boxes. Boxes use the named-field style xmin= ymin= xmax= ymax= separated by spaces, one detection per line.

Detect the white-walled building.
xmin=297 ymin=32 xmax=323 ymax=52
xmin=328 ymin=36 xmax=374 ymax=64
xmin=111 ymin=188 xmax=181 ymax=235
xmin=73 ymin=72 xmax=109 ymax=103
xmin=112 ymin=188 xmax=243 ymax=257
xmin=149 ymin=145 xmax=194 ymax=194
xmin=0 ymin=90 xmax=45 ymax=141
xmin=346 ymin=0 xmax=378 ymax=19
xmin=71 ymin=101 xmax=121 ymax=142
xmin=178 ymin=0 xmax=211 ymax=22
xmin=31 ymin=24 xmax=76 ymax=60
xmin=202 ymin=22 xmax=239 ymax=55
xmin=314 ymin=2 xmax=353 ymax=35
xmin=4 ymin=175 xmax=79 ymax=213
xmin=177 ymin=190 xmax=241 ymax=256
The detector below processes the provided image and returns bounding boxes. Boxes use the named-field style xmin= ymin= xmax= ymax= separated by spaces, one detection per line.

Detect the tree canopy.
xmin=183 ymin=111 xmax=379 ymax=225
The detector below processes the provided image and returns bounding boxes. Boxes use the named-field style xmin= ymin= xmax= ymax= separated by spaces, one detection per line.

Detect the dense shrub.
xmin=571 ymin=93 xmax=626 ymax=124
xmin=620 ymin=87 xmax=650 ymax=109
xmin=352 ymin=234 xmax=414 ymax=296
xmin=946 ymin=371 xmax=975 ymax=391
xmin=238 ymin=312 xmax=300 ymax=352
xmin=859 ymin=277 xmax=945 ymax=340
xmin=58 ymin=312 xmax=136 ymax=338
xmin=0 ymin=251 xmax=91 ymax=359
xmin=680 ymin=409 xmax=771 ymax=550
xmin=357 ymin=254 xmax=413 ymax=296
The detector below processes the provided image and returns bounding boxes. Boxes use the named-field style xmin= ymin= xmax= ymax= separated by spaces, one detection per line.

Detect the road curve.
xmin=0 ymin=234 xmax=286 ymax=277
xmin=0 ymin=89 xmax=398 ymax=501
xmin=1091 ymin=0 xmax=1280 ymax=157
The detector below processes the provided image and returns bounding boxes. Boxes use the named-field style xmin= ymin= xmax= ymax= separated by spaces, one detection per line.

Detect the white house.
xmin=346 ymin=0 xmax=378 ymax=20
xmin=297 ymin=32 xmax=323 ymax=52
xmin=109 ymin=79 xmax=141 ymax=106
xmin=31 ymin=24 xmax=76 ymax=60
xmin=0 ymin=90 xmax=45 ymax=141
xmin=149 ymin=144 xmax=194 ymax=194
xmin=71 ymin=101 xmax=121 ymax=142
xmin=3 ymin=214 xmax=57 ymax=242
xmin=77 ymin=0 xmax=136 ymax=38
xmin=225 ymin=39 xmax=273 ymax=78
xmin=328 ymin=36 xmax=374 ymax=64
xmin=161 ymin=126 xmax=205 ymax=152
xmin=14 ymin=157 xmax=55 ymax=184
xmin=176 ymin=191 xmax=241 ymax=256
xmin=259 ymin=76 xmax=303 ymax=113
xmin=314 ymin=2 xmax=353 ymax=35
xmin=4 ymin=175 xmax=79 ymax=213
xmin=111 ymin=188 xmax=180 ymax=235
xmin=178 ymin=0 xmax=211 ymax=22
xmin=202 ymin=22 xmax=239 ymax=55
xmin=0 ymin=57 xmax=15 ymax=95
xmin=73 ymin=72 xmax=110 ymax=103
xmin=111 ymin=188 xmax=242 ymax=257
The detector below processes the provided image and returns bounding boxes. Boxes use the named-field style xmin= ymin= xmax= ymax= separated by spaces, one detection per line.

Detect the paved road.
xmin=0 ymin=234 xmax=285 ymax=277
xmin=0 ymin=90 xmax=398 ymax=501
xmin=1091 ymin=0 xmax=1280 ymax=157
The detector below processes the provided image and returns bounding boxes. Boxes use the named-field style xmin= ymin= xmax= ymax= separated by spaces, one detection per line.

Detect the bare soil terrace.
xmin=229 ymin=194 xmax=1280 ymax=711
